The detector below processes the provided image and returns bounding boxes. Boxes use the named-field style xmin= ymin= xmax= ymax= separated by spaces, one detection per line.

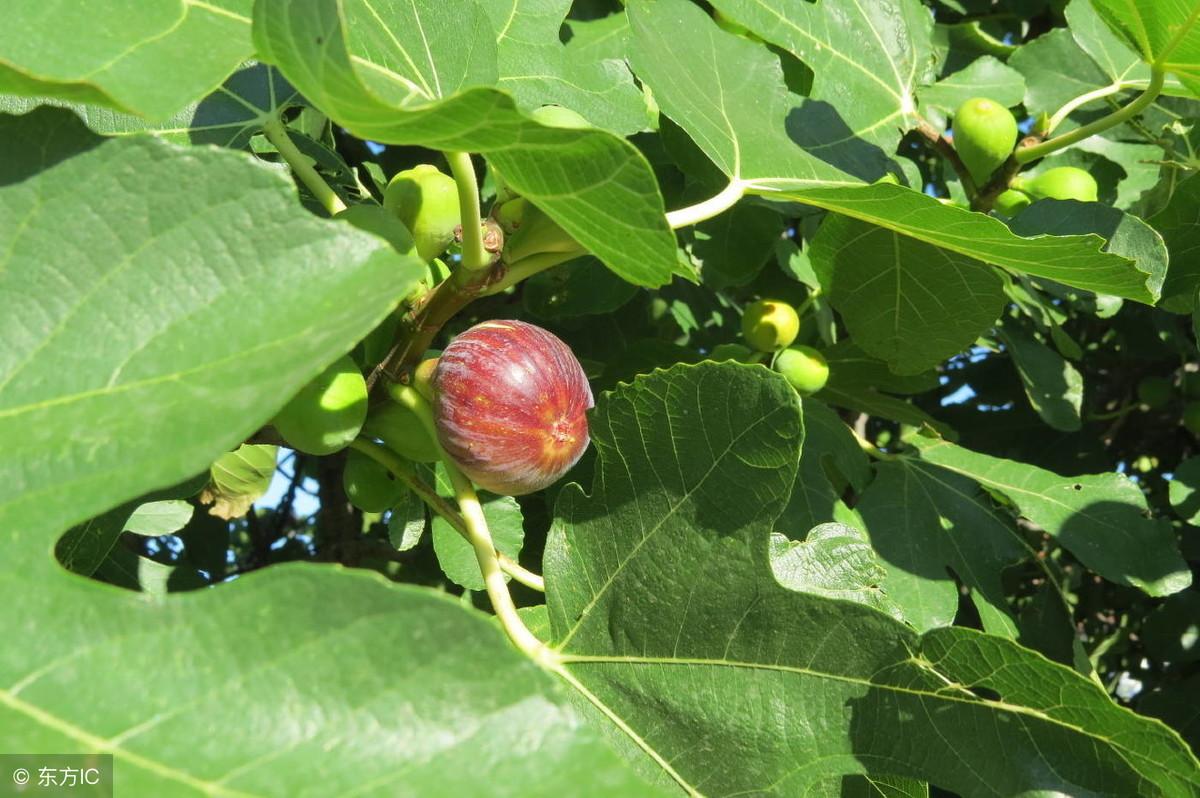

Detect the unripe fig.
xmin=742 ymin=299 xmax=800 ymax=352
xmin=1184 ymin=402 xmax=1200 ymax=435
xmin=273 ymin=355 xmax=368 ymax=455
xmin=1024 ymin=167 xmax=1098 ymax=202
xmin=953 ymin=98 xmax=1017 ymax=185
xmin=1138 ymin=376 xmax=1173 ymax=409
xmin=504 ymin=204 xmax=579 ymax=263
xmin=343 ymin=449 xmax=405 ymax=512
xmin=362 ymin=401 xmax=440 ymax=463
xmin=433 ymin=320 xmax=593 ymax=495
xmin=775 ymin=345 xmax=829 ymax=396
xmin=495 ymin=196 xmax=528 ymax=234
xmin=384 ymin=164 xmax=461 ymax=261
xmin=530 ymin=104 xmax=592 ymax=130
xmin=993 ymin=189 xmax=1031 ymax=217
xmin=413 ymin=354 xmax=440 ymax=402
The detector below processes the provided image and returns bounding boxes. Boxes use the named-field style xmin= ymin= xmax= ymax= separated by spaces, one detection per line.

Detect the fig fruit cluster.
xmin=432 ymin=320 xmax=593 ymax=495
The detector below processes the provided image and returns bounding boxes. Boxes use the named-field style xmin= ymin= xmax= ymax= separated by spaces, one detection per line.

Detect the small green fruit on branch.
xmin=993 ymin=189 xmax=1031 ymax=217
xmin=775 ymin=345 xmax=829 ymax=396
xmin=1012 ymin=167 xmax=1098 ymax=202
xmin=432 ymin=320 xmax=593 ymax=496
xmin=272 ymin=355 xmax=368 ymax=455
xmin=742 ymin=299 xmax=800 ymax=353
xmin=952 ymin=97 xmax=1018 ymax=187
xmin=343 ymin=448 xmax=405 ymax=513
xmin=384 ymin=164 xmax=461 ymax=261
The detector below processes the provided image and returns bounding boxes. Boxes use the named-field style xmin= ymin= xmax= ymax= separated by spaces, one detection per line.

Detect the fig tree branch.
xmin=1016 ymin=69 xmax=1165 ymax=164
xmin=349 ymin=437 xmax=545 ymax=592
xmin=915 ymin=120 xmax=978 ymax=197
xmin=446 ymin=151 xmax=488 ymax=271
xmin=262 ymin=116 xmax=348 ymax=216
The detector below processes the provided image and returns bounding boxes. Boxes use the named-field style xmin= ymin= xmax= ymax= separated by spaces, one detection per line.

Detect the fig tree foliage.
xmin=2 ymin=0 xmax=1200 ymax=796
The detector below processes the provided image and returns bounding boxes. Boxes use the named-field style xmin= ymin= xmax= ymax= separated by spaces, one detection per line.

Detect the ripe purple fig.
xmin=433 ymin=320 xmax=593 ymax=495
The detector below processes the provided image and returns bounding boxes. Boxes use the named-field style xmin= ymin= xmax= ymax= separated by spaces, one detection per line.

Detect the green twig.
xmin=261 ymin=116 xmax=347 ymax=216
xmin=1016 ymin=69 xmax=1165 ymax=164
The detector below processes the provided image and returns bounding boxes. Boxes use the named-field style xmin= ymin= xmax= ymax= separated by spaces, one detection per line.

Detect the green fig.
xmin=953 ymin=98 xmax=1018 ymax=185
xmin=363 ymin=400 xmax=440 ymax=463
xmin=383 ymin=164 xmax=461 ymax=261
xmin=412 ymin=353 xmax=441 ymax=402
xmin=1138 ymin=376 xmax=1173 ymax=409
xmin=1023 ymin=166 xmax=1098 ymax=202
xmin=343 ymin=449 xmax=405 ymax=513
xmin=503 ymin=203 xmax=579 ymax=263
xmin=529 ymin=105 xmax=592 ymax=130
xmin=993 ymin=188 xmax=1031 ymax=217
xmin=775 ymin=345 xmax=830 ymax=396
xmin=742 ymin=299 xmax=800 ymax=353
xmin=273 ymin=355 xmax=368 ymax=455
xmin=494 ymin=196 xmax=528 ymax=234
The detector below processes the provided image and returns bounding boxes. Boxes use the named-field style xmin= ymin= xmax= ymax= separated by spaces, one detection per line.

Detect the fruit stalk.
xmin=261 ymin=116 xmax=347 ymax=216
xmin=915 ymin=120 xmax=977 ymax=197
xmin=446 ymin=151 xmax=488 ymax=271
xmin=347 ymin=437 xmax=544 ymax=591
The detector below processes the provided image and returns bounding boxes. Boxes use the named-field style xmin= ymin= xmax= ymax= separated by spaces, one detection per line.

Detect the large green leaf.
xmin=998 ymin=325 xmax=1084 ymax=432
xmin=911 ymin=434 xmax=1192 ymax=597
xmin=1008 ymin=198 xmax=1169 ymax=302
xmin=810 ymin=214 xmax=1007 ymax=374
xmin=544 ymin=362 xmax=1200 ymax=795
xmin=0 ymin=64 xmax=302 ymax=149
xmin=777 ymin=397 xmax=871 ymax=534
xmin=625 ymin=0 xmax=1156 ymax=303
xmin=0 ymin=107 xmax=662 ymax=795
xmin=253 ymin=0 xmax=677 ymax=287
xmin=0 ymin=0 xmax=254 ymax=120
xmin=479 ymin=0 xmax=649 ymax=134
xmin=919 ymin=55 xmax=1027 ymax=115
xmin=1151 ymin=173 xmax=1200 ymax=310
xmin=778 ymin=183 xmax=1161 ymax=303
xmin=1090 ymin=0 xmax=1200 ymax=96
xmin=1009 ymin=27 xmax=1113 ymax=115
xmin=707 ymin=0 xmax=934 ymax=153
xmin=627 ymin=0 xmax=868 ymax=184
xmin=856 ymin=459 xmax=1024 ymax=636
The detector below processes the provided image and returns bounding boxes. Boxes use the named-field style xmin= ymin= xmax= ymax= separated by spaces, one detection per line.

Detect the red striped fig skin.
xmin=432 ymin=320 xmax=593 ymax=495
